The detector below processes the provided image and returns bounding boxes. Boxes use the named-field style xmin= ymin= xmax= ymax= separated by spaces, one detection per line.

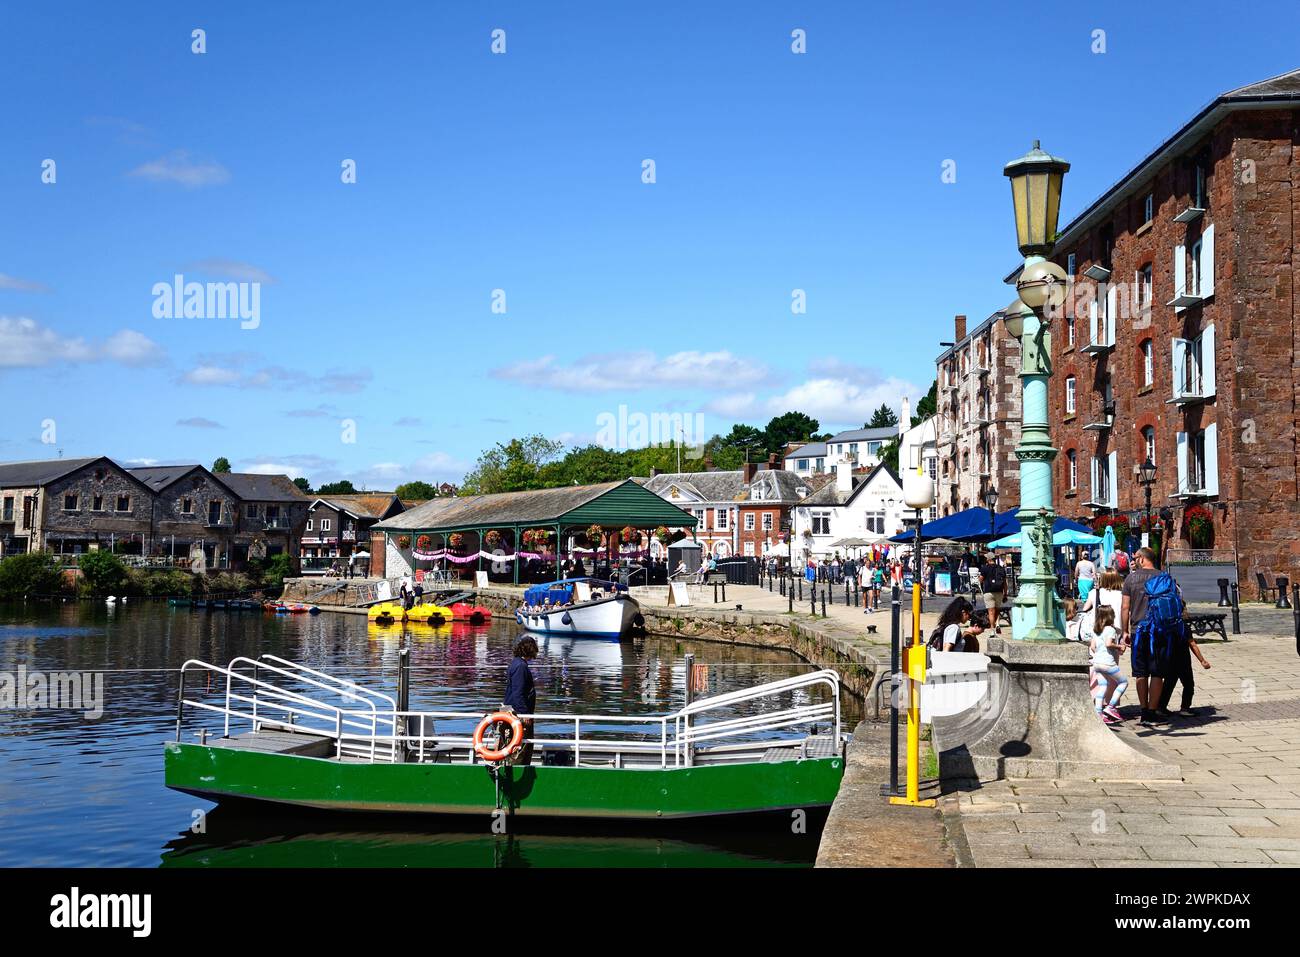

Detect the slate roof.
xmin=642 ymin=470 xmax=748 ymax=503
xmin=797 ymin=463 xmax=902 ymax=508
xmin=316 ymin=494 xmax=402 ymax=520
xmin=129 ymin=465 xmax=205 ymax=490
xmin=0 ymin=457 xmax=100 ymax=488
xmin=220 ymin=472 xmax=309 ymax=502
xmin=742 ymin=468 xmax=816 ymax=503
xmin=376 ymin=479 xmax=695 ymax=532
xmin=785 ymin=442 xmax=827 ymax=460
xmin=824 ymin=426 xmax=899 ymax=444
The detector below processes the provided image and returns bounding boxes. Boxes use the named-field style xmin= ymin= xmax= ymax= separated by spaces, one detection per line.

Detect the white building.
xmin=791 ymin=459 xmax=906 ymax=560
xmin=783 ymin=426 xmax=898 ymax=477
xmin=898 ymin=399 xmax=940 ymax=522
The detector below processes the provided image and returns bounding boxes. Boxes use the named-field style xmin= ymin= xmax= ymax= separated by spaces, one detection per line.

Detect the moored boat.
xmin=515 ymin=578 xmax=642 ymax=640
xmin=450 ymin=601 xmax=492 ymax=624
xmin=406 ymin=603 xmax=452 ymax=625
xmin=165 ymin=654 xmax=847 ymax=820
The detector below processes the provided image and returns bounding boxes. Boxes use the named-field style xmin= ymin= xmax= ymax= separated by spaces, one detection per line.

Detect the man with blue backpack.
xmin=1121 ymin=547 xmax=1185 ymax=726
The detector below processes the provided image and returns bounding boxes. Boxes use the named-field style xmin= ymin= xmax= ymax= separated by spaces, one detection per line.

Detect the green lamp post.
xmin=1002 ymin=141 xmax=1070 ymax=641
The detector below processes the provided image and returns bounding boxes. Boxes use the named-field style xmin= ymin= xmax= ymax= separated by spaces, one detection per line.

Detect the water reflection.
xmin=0 ymin=601 xmax=857 ymax=868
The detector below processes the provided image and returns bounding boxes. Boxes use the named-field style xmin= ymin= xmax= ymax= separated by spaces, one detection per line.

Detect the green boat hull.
xmin=164 ymin=742 xmax=844 ymax=819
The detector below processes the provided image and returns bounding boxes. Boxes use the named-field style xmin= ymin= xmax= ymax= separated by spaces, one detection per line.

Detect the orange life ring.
xmin=473 ymin=711 xmax=524 ymax=763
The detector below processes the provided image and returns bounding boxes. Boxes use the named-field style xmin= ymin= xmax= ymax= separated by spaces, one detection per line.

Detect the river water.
xmin=0 ymin=600 xmax=857 ymax=868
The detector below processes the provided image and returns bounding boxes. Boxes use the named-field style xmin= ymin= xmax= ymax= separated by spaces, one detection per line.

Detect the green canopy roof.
xmin=372 ymin=479 xmax=697 ymax=535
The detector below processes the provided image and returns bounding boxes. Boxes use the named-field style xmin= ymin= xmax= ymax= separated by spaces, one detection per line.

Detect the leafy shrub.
xmin=77 ymin=550 xmax=128 ymax=595
xmin=0 ymin=553 xmax=65 ymax=600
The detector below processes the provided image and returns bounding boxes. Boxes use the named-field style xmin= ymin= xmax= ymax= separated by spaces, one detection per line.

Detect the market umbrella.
xmin=989 ymin=528 xmax=1104 ymax=548
xmin=1101 ymin=525 xmax=1116 ymax=569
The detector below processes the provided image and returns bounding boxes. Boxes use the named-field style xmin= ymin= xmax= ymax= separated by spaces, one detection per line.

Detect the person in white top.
xmin=1074 ymin=553 xmax=1097 ymax=603
xmin=1081 ymin=570 xmax=1124 ymax=640
xmin=1088 ymin=605 xmax=1128 ymax=724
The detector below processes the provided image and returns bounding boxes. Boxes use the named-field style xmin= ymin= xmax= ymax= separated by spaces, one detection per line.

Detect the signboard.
xmin=934 ymin=572 xmax=952 ymax=596
xmin=573 ymin=581 xmax=592 ymax=603
xmin=667 ymin=582 xmax=691 ymax=606
xmin=474 ymin=571 xmax=489 ymax=588
xmin=376 ymin=580 xmax=392 ymax=602
xmin=188 ymin=544 xmax=206 ymax=575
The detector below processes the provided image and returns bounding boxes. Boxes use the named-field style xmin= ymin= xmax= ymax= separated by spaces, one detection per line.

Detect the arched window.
xmin=1066 ymin=449 xmax=1078 ymax=489
xmin=1140 ymin=339 xmax=1154 ymax=387
xmin=1141 ymin=426 xmax=1156 ymax=465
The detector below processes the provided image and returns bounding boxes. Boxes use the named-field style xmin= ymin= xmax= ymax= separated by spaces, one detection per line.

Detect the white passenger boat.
xmin=515 ymin=578 xmax=644 ymax=641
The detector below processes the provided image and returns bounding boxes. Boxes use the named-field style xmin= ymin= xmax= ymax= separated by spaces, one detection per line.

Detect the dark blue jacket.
xmin=503 ymin=657 xmax=536 ymax=715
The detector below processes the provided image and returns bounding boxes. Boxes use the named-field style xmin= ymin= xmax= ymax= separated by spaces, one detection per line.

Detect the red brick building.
xmin=1042 ymin=68 xmax=1300 ymax=587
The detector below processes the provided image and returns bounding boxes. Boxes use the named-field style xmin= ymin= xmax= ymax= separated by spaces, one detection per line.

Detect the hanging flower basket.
xmin=655 ymin=525 xmax=673 ymax=546
xmin=586 ymin=524 xmax=604 ymax=546
xmin=416 ymin=535 xmax=432 ymax=551
xmin=448 ymin=532 xmax=465 ymax=550
xmin=1185 ymin=504 xmax=1215 ymax=549
xmin=484 ymin=530 xmax=503 ymax=548
xmin=396 ymin=535 xmax=411 ymax=550
xmin=621 ymin=526 xmax=641 ymax=545
xmin=1091 ymin=515 xmax=1130 ymax=549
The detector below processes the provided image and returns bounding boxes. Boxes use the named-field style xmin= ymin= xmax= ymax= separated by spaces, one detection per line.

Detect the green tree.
xmin=394 ymin=481 xmax=438 ymax=500
xmin=762 ymin=412 xmax=821 ymax=457
xmin=866 ymin=404 xmax=899 ymax=429
xmin=912 ymin=380 xmax=937 ymax=426
xmin=316 ymin=480 xmax=357 ymax=496
xmin=0 ymin=552 xmax=64 ymax=600
xmin=461 ymin=435 xmax=564 ymax=494
xmin=292 ymin=477 xmax=312 ymax=494
xmin=78 ymin=550 xmax=127 ymax=595
xmin=719 ymin=423 xmax=767 ymax=461
xmin=212 ymin=457 xmax=232 ymax=473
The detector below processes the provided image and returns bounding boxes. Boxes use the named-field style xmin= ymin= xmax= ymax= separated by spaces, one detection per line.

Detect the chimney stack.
xmin=955 ymin=314 xmax=967 ymax=341
xmin=742 ymin=462 xmax=757 ymax=483
xmin=650 ymin=467 xmax=662 ymax=477
xmin=835 ymin=457 xmax=853 ymax=493
xmin=900 ymin=396 xmax=911 ymax=434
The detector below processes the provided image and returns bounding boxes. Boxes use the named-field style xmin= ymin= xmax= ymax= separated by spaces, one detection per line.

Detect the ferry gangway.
xmin=175 ymin=658 xmax=844 ymax=769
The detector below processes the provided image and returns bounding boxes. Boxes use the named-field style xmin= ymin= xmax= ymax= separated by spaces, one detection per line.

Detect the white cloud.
xmin=128 ymin=150 xmax=230 ymax=188
xmin=0 ymin=317 xmax=164 ymax=369
xmin=705 ymin=392 xmax=760 ymax=419
xmin=103 ymin=329 xmax=165 ymax=366
xmin=0 ymin=273 xmax=50 ymax=293
xmin=491 ymin=350 xmax=769 ymax=394
xmin=761 ymin=376 xmax=920 ymax=427
xmin=177 ymin=417 xmax=223 ymax=429
xmin=353 ymin=452 xmax=470 ymax=489
xmin=186 ymin=258 xmax=277 ymax=284
xmin=180 ymin=355 xmax=371 ymax=394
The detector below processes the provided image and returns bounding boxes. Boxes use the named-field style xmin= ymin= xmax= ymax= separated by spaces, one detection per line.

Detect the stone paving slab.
xmin=941 ymin=628 xmax=1300 ymax=868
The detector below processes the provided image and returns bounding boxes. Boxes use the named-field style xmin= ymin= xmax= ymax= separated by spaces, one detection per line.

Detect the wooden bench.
xmin=1184 ymin=613 xmax=1228 ymax=641
xmin=704 ymin=572 xmax=728 ymax=585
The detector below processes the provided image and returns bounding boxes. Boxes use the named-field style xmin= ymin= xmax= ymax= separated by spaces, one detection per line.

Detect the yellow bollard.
xmin=890 ymin=579 xmax=936 ymax=807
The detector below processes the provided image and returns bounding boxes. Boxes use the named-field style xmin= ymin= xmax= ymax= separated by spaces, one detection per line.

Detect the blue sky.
xmin=2 ymin=1 xmax=1297 ymax=488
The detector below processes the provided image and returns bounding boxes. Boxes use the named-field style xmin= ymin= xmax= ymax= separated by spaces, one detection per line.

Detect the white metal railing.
xmin=175 ymin=660 xmax=844 ymax=769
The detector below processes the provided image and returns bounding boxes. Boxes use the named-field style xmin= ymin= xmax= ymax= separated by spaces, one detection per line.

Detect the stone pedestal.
xmin=932 ymin=638 xmax=1181 ymax=781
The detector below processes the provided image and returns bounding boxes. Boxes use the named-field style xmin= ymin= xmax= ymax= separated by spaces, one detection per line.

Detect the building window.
xmin=693 ymin=509 xmax=705 ymax=526
xmin=307 ymin=519 xmax=314 ymax=531
xmin=797 ymin=459 xmax=808 ymax=471
xmin=849 ymin=443 xmax=858 ymax=457
xmin=811 ymin=512 xmax=831 ymax=535
xmin=63 ymin=494 xmax=78 ymax=511
xmin=1139 ymin=264 xmax=1152 ymax=314
xmin=715 ymin=508 xmax=728 ymax=530
xmin=815 ymin=457 xmax=824 ymax=472
xmin=92 ymin=495 xmax=103 ymax=512
xmin=867 ymin=441 xmax=881 ymax=456
xmin=1143 ymin=192 xmax=1154 ymax=224
xmin=1141 ymin=339 xmax=1154 ymax=386
xmin=1142 ymin=426 xmax=1156 ymax=464
xmin=1 ymin=496 xmax=11 ymax=523
xmin=116 ymin=495 xmax=130 ymax=512
xmin=1067 ymin=310 xmax=1075 ymax=348
xmin=180 ymin=497 xmax=193 ymax=515
xmin=1067 ymin=450 xmax=1077 ymax=490
xmin=744 ymin=513 xmax=755 ymax=531
xmin=246 ymin=504 xmax=259 ymax=518
xmin=1193 ymin=153 xmax=1209 ymax=209
xmin=762 ymin=512 xmax=773 ymax=531
xmin=865 ymin=512 xmax=885 ymax=535
xmin=1099 ymin=223 xmax=1114 ymax=270
xmin=1065 ymin=376 xmax=1076 ymax=414
xmin=1066 ymin=252 xmax=1076 ymax=277
xmin=1189 ymin=239 xmax=1202 ymax=298
xmin=320 ymin=518 xmax=331 ymax=532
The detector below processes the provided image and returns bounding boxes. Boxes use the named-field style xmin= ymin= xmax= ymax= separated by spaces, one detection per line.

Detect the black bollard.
xmin=845 ymin=580 xmax=850 ymax=606
xmin=1278 ymin=576 xmax=1292 ymax=609
xmin=1217 ymin=578 xmax=1231 ymax=607
xmin=1231 ymin=581 xmax=1241 ymax=635
xmin=721 ymin=581 xmax=726 ymax=603
xmin=798 ymin=578 xmax=803 ymax=602
xmin=712 ymin=581 xmax=718 ymax=603
xmin=1292 ymin=583 xmax=1299 ymax=638
xmin=821 ymin=591 xmax=827 ymax=616
xmin=788 ymin=589 xmax=793 ymax=613
xmin=780 ymin=575 xmax=785 ymax=596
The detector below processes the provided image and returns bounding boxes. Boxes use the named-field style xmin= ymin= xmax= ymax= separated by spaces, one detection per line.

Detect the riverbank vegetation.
xmin=0 ymin=550 xmax=294 ymax=600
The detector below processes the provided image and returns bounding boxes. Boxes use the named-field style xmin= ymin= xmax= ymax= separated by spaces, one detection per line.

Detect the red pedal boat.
xmin=449 ymin=602 xmax=492 ymax=624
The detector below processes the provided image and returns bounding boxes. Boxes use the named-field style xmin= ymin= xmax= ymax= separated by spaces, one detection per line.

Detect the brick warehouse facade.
xmin=934 ymin=312 xmax=1022 ymax=516
xmin=1040 ymin=68 xmax=1300 ymax=587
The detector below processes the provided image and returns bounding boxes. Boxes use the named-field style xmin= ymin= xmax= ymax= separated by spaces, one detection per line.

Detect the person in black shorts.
xmin=1121 ymin=547 xmax=1166 ymax=724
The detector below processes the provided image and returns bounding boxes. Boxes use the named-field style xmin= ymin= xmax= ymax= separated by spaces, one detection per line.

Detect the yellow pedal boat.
xmin=367 ymin=602 xmax=406 ymax=624
xmin=405 ymin=603 xmax=452 ymax=624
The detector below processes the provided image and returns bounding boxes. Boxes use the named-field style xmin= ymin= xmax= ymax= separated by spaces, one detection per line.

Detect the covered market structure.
xmin=371 ymin=479 xmax=698 ymax=584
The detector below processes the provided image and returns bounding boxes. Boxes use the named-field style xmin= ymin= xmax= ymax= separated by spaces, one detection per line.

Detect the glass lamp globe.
xmin=1016 ymin=259 xmax=1068 ymax=311
xmin=1004 ymin=140 xmax=1070 ymax=257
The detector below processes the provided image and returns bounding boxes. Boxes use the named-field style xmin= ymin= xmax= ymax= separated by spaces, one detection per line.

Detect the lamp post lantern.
xmin=1002 ymin=141 xmax=1070 ymax=642
xmin=1139 ymin=458 xmax=1157 ymax=551
xmin=984 ymin=485 xmax=999 ymax=539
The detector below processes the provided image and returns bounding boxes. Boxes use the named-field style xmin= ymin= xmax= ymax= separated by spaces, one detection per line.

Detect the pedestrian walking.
xmin=1088 ymin=605 xmax=1129 ymax=725
xmin=1156 ymin=628 xmax=1211 ymax=717
xmin=978 ymin=550 xmax=1007 ymax=635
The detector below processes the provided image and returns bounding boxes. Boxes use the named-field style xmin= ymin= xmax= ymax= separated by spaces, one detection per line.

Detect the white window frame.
xmin=1065 ymin=376 xmax=1076 ymax=414
xmin=1142 ymin=339 xmax=1154 ymax=386
xmin=761 ymin=512 xmax=773 ymax=531
xmin=320 ymin=518 xmax=332 ymax=532
xmin=715 ymin=508 xmax=728 ymax=530
xmin=1067 ymin=450 xmax=1077 ymax=490
xmin=744 ymin=513 xmax=755 ymax=531
xmin=811 ymin=511 xmax=831 ymax=536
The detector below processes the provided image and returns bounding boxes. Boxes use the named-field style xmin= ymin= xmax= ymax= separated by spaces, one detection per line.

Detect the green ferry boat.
xmin=164 ymin=654 xmax=847 ymax=820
